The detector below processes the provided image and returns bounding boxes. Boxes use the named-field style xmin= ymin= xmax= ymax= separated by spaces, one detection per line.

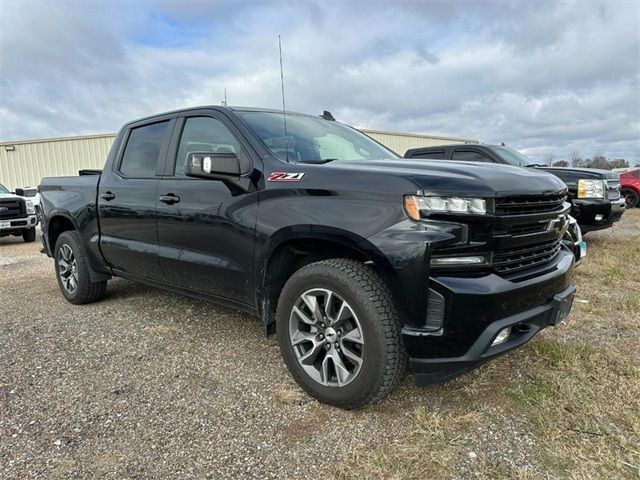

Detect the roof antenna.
xmin=278 ymin=35 xmax=289 ymax=162
xmin=221 ymin=87 xmax=228 ymax=106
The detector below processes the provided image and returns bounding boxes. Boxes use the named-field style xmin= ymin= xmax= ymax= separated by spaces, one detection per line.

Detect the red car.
xmin=621 ymin=169 xmax=640 ymax=208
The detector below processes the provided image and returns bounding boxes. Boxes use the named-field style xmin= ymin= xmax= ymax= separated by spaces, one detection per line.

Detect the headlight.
xmin=404 ymin=195 xmax=486 ymax=220
xmin=577 ymin=179 xmax=605 ymax=199
xmin=25 ymin=199 xmax=35 ymax=215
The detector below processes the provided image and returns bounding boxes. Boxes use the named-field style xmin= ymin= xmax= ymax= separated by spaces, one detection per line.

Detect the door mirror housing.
xmin=185 ymin=152 xmax=241 ymax=180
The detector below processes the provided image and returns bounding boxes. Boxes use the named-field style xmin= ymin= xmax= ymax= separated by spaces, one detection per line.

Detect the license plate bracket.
xmin=549 ymin=286 xmax=576 ymax=326
xmin=579 ymin=241 xmax=587 ymax=259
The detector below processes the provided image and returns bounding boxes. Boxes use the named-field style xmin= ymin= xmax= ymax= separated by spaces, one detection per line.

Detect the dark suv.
xmin=405 ymin=144 xmax=625 ymax=234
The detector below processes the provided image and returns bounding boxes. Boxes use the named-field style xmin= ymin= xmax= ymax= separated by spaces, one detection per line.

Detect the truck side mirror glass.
xmin=185 ymin=152 xmax=241 ymax=180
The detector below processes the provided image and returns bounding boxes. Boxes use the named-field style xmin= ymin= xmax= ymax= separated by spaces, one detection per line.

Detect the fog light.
xmin=595 ymin=214 xmax=604 ymax=221
xmin=491 ymin=327 xmax=511 ymax=346
xmin=430 ymin=255 xmax=487 ymax=266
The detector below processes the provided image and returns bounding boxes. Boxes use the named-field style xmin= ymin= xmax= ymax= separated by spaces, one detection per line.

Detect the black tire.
xmin=54 ymin=231 xmax=107 ymax=304
xmin=276 ymin=259 xmax=406 ymax=409
xmin=22 ymin=228 xmax=36 ymax=243
xmin=622 ymin=188 xmax=639 ymax=208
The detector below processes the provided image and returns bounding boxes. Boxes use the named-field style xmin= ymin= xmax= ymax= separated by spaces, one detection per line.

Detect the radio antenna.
xmin=278 ymin=35 xmax=289 ymax=162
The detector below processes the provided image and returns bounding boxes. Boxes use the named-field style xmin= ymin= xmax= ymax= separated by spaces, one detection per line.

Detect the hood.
xmin=327 ymin=158 xmax=567 ymax=197
xmin=0 ymin=193 xmax=23 ymax=200
xmin=538 ymin=166 xmax=619 ymax=179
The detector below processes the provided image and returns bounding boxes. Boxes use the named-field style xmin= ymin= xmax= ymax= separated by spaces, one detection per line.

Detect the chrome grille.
xmin=606 ymin=179 xmax=620 ymax=200
xmin=0 ymin=198 xmax=26 ymax=220
xmin=495 ymin=192 xmax=567 ymax=216
xmin=493 ymin=239 xmax=563 ymax=275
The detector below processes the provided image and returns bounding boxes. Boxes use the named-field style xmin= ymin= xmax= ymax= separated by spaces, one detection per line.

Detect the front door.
xmin=98 ymin=120 xmax=172 ymax=280
xmin=155 ymin=114 xmax=259 ymax=306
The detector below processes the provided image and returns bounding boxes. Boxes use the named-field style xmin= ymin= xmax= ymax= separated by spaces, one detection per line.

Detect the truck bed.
xmin=39 ymin=174 xmax=100 ymax=223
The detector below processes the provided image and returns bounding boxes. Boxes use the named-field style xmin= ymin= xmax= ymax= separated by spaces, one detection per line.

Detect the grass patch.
xmin=337 ymin=209 xmax=640 ymax=479
xmin=506 ymin=379 xmax=555 ymax=406
xmin=337 ymin=408 xmax=483 ymax=480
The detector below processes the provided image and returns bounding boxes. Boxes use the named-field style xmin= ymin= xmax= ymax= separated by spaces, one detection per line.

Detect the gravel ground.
xmin=1 ymin=232 xmax=425 ymax=479
xmin=1 ymin=213 xmax=638 ymax=479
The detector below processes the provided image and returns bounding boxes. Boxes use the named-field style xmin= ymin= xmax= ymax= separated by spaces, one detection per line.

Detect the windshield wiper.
xmin=525 ymin=163 xmax=546 ymax=167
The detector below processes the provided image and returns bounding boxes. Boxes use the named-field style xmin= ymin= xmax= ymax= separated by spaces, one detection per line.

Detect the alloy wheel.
xmin=289 ymin=288 xmax=364 ymax=387
xmin=58 ymin=244 xmax=78 ymax=294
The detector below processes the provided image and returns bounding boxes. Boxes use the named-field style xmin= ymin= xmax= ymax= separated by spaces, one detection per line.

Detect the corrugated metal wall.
xmin=0 ymin=130 xmax=477 ymax=191
xmin=0 ymin=134 xmax=116 ymax=191
xmin=361 ymin=129 xmax=477 ymax=155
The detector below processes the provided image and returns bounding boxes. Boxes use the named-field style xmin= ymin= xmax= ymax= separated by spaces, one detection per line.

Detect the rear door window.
xmin=119 ymin=121 xmax=170 ymax=177
xmin=451 ymin=150 xmax=492 ymax=162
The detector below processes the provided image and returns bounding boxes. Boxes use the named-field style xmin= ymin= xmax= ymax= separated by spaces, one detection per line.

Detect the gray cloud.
xmin=1 ymin=0 xmax=638 ymax=162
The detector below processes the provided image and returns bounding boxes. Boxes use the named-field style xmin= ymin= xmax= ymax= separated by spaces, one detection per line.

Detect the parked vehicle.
xmin=404 ymin=144 xmax=626 ymax=234
xmin=0 ymin=182 xmax=38 ymax=242
xmin=15 ymin=186 xmax=42 ymax=218
xmin=564 ymin=216 xmax=586 ymax=266
xmin=620 ymin=169 xmax=640 ymax=208
xmin=40 ymin=106 xmax=576 ymax=409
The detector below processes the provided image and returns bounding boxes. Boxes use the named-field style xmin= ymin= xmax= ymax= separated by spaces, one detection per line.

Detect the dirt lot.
xmin=1 ymin=210 xmax=639 ymax=479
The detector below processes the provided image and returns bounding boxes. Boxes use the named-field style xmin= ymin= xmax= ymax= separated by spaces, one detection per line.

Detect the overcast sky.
xmin=1 ymin=0 xmax=639 ymax=161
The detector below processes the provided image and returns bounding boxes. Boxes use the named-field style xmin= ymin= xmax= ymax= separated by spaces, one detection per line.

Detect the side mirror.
xmin=185 ymin=152 xmax=241 ymax=180
xmin=15 ymin=188 xmax=24 ymax=196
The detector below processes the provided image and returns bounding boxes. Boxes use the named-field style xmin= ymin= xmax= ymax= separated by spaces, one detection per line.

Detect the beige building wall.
xmin=0 ymin=134 xmax=117 ymax=191
xmin=0 ymin=130 xmax=477 ymax=191
xmin=361 ymin=129 xmax=478 ymax=155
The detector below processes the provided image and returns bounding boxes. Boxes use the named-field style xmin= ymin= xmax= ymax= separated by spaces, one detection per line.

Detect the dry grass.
xmin=338 ymin=209 xmax=640 ymax=479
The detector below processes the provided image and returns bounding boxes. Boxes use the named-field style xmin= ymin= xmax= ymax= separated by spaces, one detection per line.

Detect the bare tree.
xmin=544 ymin=153 xmax=558 ymax=166
xmin=590 ymin=154 xmax=609 ymax=169
xmin=609 ymin=158 xmax=629 ymax=169
xmin=570 ymin=151 xmax=582 ymax=167
xmin=553 ymin=160 xmax=569 ymax=167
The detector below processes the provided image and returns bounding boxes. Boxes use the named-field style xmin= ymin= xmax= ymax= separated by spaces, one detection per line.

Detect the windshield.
xmin=489 ymin=146 xmax=539 ymax=166
xmin=0 ymin=183 xmax=9 ymax=194
xmin=238 ymin=111 xmax=397 ymax=162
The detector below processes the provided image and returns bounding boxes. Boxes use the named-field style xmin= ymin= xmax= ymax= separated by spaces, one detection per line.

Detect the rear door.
xmin=98 ymin=118 xmax=174 ymax=280
xmin=155 ymin=112 xmax=259 ymax=305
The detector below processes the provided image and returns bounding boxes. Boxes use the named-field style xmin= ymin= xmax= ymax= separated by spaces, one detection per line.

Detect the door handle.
xmin=100 ymin=192 xmax=115 ymax=201
xmin=159 ymin=194 xmax=180 ymax=205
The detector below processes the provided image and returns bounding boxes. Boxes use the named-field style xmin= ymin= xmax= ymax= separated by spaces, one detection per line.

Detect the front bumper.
xmin=403 ymin=247 xmax=575 ymax=385
xmin=0 ymin=215 xmax=38 ymax=236
xmin=574 ymin=197 xmax=625 ymax=233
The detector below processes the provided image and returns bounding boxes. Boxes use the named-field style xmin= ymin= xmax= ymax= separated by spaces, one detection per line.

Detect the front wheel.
xmin=54 ymin=231 xmax=107 ymax=304
xmin=22 ymin=228 xmax=36 ymax=243
xmin=276 ymin=259 xmax=406 ymax=409
xmin=622 ymin=188 xmax=639 ymax=208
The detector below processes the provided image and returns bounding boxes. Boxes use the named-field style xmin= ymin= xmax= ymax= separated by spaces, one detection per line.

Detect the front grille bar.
xmin=493 ymin=239 xmax=562 ymax=274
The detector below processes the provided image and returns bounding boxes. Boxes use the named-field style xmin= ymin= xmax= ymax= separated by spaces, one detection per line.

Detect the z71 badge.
xmin=267 ymin=172 xmax=305 ymax=182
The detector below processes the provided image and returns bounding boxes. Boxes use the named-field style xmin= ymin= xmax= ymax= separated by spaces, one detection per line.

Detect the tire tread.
xmin=279 ymin=258 xmax=406 ymax=409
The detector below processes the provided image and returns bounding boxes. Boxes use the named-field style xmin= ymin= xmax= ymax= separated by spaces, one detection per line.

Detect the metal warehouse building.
xmin=0 ymin=129 xmax=477 ymax=191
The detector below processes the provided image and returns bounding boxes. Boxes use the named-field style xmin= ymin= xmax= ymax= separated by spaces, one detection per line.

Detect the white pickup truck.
xmin=0 ymin=182 xmax=38 ymax=243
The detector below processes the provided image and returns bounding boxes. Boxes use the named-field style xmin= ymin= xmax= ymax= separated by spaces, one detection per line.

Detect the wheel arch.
xmin=47 ymin=211 xmax=78 ymax=252
xmin=257 ymin=226 xmax=396 ymax=335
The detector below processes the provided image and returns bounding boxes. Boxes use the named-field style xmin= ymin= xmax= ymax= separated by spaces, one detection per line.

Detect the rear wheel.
xmin=22 ymin=228 xmax=36 ymax=243
xmin=622 ymin=188 xmax=639 ymax=208
xmin=276 ymin=259 xmax=406 ymax=409
xmin=54 ymin=231 xmax=107 ymax=304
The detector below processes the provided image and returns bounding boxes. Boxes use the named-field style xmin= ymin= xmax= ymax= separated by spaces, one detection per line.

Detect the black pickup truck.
xmin=405 ymin=144 xmax=625 ymax=233
xmin=40 ymin=106 xmax=576 ymax=409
